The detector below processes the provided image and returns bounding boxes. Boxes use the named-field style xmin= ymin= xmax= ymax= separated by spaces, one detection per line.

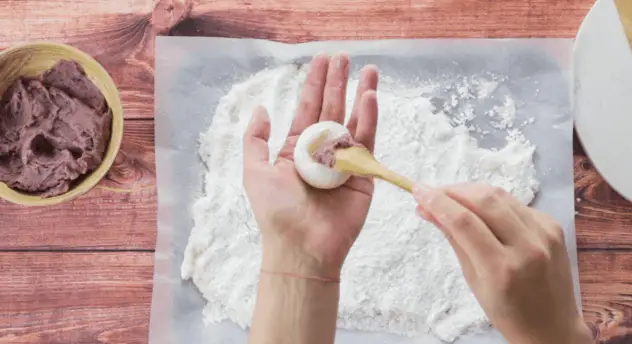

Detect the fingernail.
xmin=335 ymin=53 xmax=349 ymax=69
xmin=416 ymin=205 xmax=430 ymax=219
xmin=412 ymin=184 xmax=431 ymax=205
xmin=309 ymin=53 xmax=328 ymax=69
xmin=314 ymin=51 xmax=329 ymax=60
xmin=253 ymin=105 xmax=266 ymax=117
xmin=361 ymin=64 xmax=378 ymax=73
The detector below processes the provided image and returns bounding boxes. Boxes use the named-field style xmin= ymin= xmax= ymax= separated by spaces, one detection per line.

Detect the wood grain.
xmin=1 ymin=251 xmax=632 ymax=343
xmin=1 ymin=0 xmax=631 ymax=343
xmin=0 ymin=0 xmax=595 ymax=119
xmin=0 ymin=120 xmax=156 ymax=250
xmin=0 ymin=6 xmax=155 ymax=118
xmin=184 ymin=0 xmax=593 ymax=40
xmin=0 ymin=252 xmax=152 ymax=344
xmin=581 ymin=252 xmax=632 ymax=343
xmin=575 ymin=155 xmax=632 ymax=249
xmin=3 ymin=122 xmax=630 ymax=250
xmin=574 ymin=132 xmax=632 ymax=249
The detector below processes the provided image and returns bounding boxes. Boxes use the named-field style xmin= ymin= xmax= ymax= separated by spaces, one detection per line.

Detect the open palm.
xmin=243 ymin=53 xmax=380 ymax=278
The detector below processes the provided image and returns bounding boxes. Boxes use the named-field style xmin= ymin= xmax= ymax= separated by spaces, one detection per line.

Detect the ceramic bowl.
xmin=0 ymin=42 xmax=123 ymax=206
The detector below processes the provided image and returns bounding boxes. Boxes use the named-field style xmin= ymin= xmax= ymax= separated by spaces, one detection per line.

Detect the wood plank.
xmin=0 ymin=0 xmax=595 ymax=119
xmin=1 ymin=0 xmax=631 ymax=342
xmin=574 ymin=132 xmax=632 ymax=249
xmin=0 ymin=120 xmax=157 ymax=250
xmin=1 ymin=129 xmax=630 ymax=252
xmin=0 ymin=252 xmax=152 ymax=344
xmin=186 ymin=0 xmax=593 ymax=40
xmin=1 ymin=250 xmax=631 ymax=343
xmin=580 ymin=252 xmax=632 ymax=343
xmin=0 ymin=1 xmax=154 ymax=119
xmin=0 ymin=0 xmax=151 ymax=17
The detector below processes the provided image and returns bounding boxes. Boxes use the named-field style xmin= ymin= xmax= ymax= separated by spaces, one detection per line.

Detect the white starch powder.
xmin=181 ymin=64 xmax=540 ymax=342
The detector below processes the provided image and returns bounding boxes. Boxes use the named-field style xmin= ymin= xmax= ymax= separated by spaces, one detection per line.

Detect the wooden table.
xmin=1 ymin=0 xmax=630 ymax=343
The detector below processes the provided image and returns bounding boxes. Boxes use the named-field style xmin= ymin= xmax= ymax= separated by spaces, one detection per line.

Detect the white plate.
xmin=575 ymin=0 xmax=632 ymax=200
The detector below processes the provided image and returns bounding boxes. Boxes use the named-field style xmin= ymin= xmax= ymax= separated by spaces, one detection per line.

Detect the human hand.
xmin=242 ymin=53 xmax=379 ymax=280
xmin=414 ymin=183 xmax=593 ymax=344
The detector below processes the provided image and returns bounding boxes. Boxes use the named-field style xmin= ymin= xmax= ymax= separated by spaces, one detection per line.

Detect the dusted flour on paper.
xmin=181 ymin=64 xmax=540 ymax=342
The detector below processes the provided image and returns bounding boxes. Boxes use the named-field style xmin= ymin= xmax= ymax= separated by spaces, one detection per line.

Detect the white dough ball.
xmin=294 ymin=121 xmax=351 ymax=189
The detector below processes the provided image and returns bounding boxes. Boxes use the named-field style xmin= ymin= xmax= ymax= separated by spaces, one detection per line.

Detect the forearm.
xmin=249 ymin=272 xmax=339 ymax=344
xmin=249 ymin=240 xmax=341 ymax=344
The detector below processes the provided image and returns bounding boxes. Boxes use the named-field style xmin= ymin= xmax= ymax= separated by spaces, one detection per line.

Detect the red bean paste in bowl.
xmin=0 ymin=60 xmax=112 ymax=197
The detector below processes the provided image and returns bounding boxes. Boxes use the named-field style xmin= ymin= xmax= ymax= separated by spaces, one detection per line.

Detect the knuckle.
xmin=523 ymin=244 xmax=551 ymax=267
xmin=327 ymin=78 xmax=346 ymax=91
xmin=448 ymin=210 xmax=475 ymax=228
xmin=478 ymin=187 xmax=504 ymax=210
xmin=304 ymin=75 xmax=322 ymax=89
xmin=493 ymin=187 xmax=509 ymax=202
xmin=298 ymin=100 xmax=317 ymax=115
xmin=496 ymin=245 xmax=551 ymax=289
xmin=532 ymin=246 xmax=551 ymax=263
xmin=496 ymin=261 xmax=520 ymax=290
xmin=545 ymin=224 xmax=565 ymax=247
xmin=493 ymin=186 xmax=508 ymax=197
xmin=320 ymin=103 xmax=342 ymax=118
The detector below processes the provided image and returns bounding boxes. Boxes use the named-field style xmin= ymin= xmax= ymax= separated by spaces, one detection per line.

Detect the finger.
xmin=243 ymin=106 xmax=271 ymax=166
xmin=528 ymin=208 xmax=567 ymax=249
xmin=288 ymin=54 xmax=330 ymax=136
xmin=319 ymin=53 xmax=350 ymax=123
xmin=442 ymin=183 xmax=531 ymax=246
xmin=353 ymin=90 xmax=378 ymax=152
xmin=414 ymin=186 xmax=504 ymax=267
xmin=276 ymin=136 xmax=298 ymax=162
xmin=467 ymin=184 xmax=540 ymax=227
xmin=348 ymin=65 xmax=379 ymax=136
xmin=416 ymin=205 xmax=478 ymax=281
xmin=445 ymin=231 xmax=478 ymax=282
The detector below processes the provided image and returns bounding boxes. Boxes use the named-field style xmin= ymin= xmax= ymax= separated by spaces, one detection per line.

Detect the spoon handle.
xmin=333 ymin=147 xmax=415 ymax=193
xmin=373 ymin=166 xmax=415 ymax=194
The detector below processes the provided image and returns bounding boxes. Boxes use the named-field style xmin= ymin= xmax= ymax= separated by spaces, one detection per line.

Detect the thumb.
xmin=413 ymin=185 xmax=433 ymax=219
xmin=243 ymin=106 xmax=271 ymax=166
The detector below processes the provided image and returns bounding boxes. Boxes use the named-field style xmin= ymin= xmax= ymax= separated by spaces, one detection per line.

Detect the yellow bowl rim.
xmin=0 ymin=41 xmax=124 ymax=206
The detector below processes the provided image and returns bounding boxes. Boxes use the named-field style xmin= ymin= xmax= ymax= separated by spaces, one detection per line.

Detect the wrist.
xmin=251 ymin=263 xmax=340 ymax=344
xmin=261 ymin=233 xmax=342 ymax=280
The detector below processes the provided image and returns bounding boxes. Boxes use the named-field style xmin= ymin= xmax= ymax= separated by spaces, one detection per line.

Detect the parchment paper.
xmin=151 ymin=37 xmax=576 ymax=344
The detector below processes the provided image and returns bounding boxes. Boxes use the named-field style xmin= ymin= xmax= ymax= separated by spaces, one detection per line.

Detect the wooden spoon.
xmin=333 ymin=146 xmax=415 ymax=193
